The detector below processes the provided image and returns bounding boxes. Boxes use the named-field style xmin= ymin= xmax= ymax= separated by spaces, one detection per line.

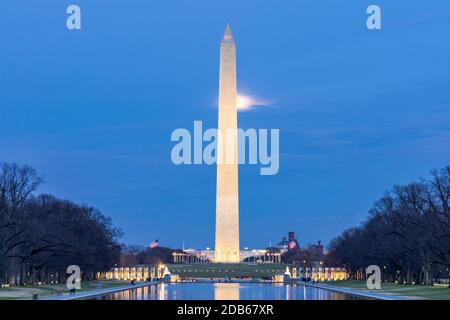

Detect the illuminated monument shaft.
xmin=214 ymin=24 xmax=240 ymax=263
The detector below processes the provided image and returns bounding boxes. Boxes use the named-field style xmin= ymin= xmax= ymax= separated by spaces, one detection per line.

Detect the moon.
xmin=236 ymin=95 xmax=254 ymax=110
xmin=236 ymin=94 xmax=269 ymax=111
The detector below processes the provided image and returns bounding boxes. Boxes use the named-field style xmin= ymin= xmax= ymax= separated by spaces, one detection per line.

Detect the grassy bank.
xmin=0 ymin=280 xmax=124 ymax=300
xmin=326 ymin=280 xmax=450 ymax=300
xmin=167 ymin=263 xmax=287 ymax=278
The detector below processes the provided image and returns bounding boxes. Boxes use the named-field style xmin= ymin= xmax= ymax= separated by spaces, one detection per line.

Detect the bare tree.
xmin=327 ymin=165 xmax=450 ymax=285
xmin=0 ymin=162 xmax=121 ymax=285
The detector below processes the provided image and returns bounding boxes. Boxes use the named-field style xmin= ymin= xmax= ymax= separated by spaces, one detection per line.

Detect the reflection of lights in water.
xmin=143 ymin=285 xmax=148 ymax=299
xmin=214 ymin=283 xmax=240 ymax=300
xmin=97 ymin=282 xmax=358 ymax=300
xmin=158 ymin=283 xmax=166 ymax=300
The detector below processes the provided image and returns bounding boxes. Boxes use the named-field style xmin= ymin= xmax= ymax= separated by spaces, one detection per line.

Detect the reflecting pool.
xmin=95 ymin=283 xmax=363 ymax=300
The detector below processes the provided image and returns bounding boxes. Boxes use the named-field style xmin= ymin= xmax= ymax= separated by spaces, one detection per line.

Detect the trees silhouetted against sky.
xmin=327 ymin=166 xmax=450 ymax=285
xmin=0 ymin=162 xmax=122 ymax=285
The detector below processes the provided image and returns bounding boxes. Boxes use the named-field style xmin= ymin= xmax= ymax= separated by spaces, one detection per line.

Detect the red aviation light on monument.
xmin=222 ymin=23 xmax=234 ymax=43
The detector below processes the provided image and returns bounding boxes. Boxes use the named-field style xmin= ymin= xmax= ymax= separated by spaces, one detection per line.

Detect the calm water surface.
xmin=96 ymin=283 xmax=362 ymax=300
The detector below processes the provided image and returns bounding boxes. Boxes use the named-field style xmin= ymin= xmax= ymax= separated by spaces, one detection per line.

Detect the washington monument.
xmin=214 ymin=24 xmax=240 ymax=263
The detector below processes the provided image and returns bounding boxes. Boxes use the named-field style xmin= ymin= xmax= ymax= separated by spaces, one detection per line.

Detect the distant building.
xmin=277 ymin=231 xmax=299 ymax=252
xmin=288 ymin=232 xmax=295 ymax=242
xmin=288 ymin=232 xmax=298 ymax=250
xmin=277 ymin=237 xmax=288 ymax=251
xmin=308 ymin=240 xmax=324 ymax=260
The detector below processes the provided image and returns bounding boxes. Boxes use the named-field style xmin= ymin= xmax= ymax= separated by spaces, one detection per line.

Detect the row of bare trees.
xmin=120 ymin=246 xmax=176 ymax=266
xmin=0 ymin=162 xmax=122 ymax=285
xmin=327 ymin=166 xmax=450 ymax=285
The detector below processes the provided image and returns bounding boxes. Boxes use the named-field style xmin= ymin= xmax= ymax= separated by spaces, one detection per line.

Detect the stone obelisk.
xmin=214 ymin=24 xmax=240 ymax=263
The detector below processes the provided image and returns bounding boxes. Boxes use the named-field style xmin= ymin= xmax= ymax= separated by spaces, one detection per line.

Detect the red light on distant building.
xmin=288 ymin=240 xmax=297 ymax=250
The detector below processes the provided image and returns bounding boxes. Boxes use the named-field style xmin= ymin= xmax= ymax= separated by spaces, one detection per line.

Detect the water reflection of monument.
xmin=214 ymin=283 xmax=240 ymax=300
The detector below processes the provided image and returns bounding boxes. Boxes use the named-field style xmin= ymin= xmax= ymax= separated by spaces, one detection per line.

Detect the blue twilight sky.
xmin=1 ymin=1 xmax=450 ymax=249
